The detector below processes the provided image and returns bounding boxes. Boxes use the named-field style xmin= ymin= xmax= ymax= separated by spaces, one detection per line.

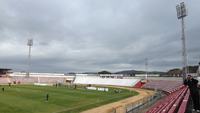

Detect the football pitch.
xmin=0 ymin=85 xmax=138 ymax=113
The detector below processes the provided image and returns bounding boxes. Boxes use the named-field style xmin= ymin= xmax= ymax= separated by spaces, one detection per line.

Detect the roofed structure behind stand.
xmin=0 ymin=68 xmax=12 ymax=77
xmin=187 ymin=65 xmax=199 ymax=76
xmin=99 ymin=74 xmax=123 ymax=78
xmin=167 ymin=65 xmax=199 ymax=77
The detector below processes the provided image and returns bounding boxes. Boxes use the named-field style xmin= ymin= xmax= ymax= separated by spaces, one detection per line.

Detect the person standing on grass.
xmin=46 ymin=93 xmax=49 ymax=101
xmin=8 ymin=83 xmax=11 ymax=87
xmin=184 ymin=75 xmax=200 ymax=112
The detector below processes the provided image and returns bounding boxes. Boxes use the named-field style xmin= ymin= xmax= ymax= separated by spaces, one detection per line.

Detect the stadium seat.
xmin=177 ymin=89 xmax=190 ymax=113
xmin=0 ymin=77 xmax=11 ymax=84
xmin=73 ymin=76 xmax=141 ymax=87
xmin=145 ymin=86 xmax=189 ymax=113
xmin=143 ymin=80 xmax=183 ymax=94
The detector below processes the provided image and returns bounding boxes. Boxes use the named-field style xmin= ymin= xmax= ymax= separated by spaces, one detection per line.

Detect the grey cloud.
xmin=0 ymin=0 xmax=200 ymax=73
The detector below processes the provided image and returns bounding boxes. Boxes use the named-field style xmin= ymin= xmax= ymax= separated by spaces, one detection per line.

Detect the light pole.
xmin=27 ymin=39 xmax=33 ymax=77
xmin=145 ymin=58 xmax=148 ymax=81
xmin=198 ymin=62 xmax=200 ymax=76
xmin=176 ymin=2 xmax=188 ymax=81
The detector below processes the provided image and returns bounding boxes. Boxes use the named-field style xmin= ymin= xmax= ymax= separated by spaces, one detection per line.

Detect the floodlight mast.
xmin=145 ymin=58 xmax=148 ymax=81
xmin=27 ymin=39 xmax=33 ymax=77
xmin=176 ymin=2 xmax=188 ymax=81
xmin=198 ymin=61 xmax=200 ymax=76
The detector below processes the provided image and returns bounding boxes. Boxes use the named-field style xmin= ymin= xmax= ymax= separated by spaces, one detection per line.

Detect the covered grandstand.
xmin=0 ymin=68 xmax=12 ymax=77
xmin=0 ymin=72 xmax=74 ymax=85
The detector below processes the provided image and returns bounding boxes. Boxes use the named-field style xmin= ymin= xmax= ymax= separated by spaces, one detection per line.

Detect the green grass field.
xmin=0 ymin=85 xmax=138 ymax=113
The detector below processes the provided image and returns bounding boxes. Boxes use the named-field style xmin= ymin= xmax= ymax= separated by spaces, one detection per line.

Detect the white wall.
xmin=135 ymin=74 xmax=160 ymax=77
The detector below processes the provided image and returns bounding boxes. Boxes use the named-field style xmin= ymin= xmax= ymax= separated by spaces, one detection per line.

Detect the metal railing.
xmin=126 ymin=91 xmax=162 ymax=113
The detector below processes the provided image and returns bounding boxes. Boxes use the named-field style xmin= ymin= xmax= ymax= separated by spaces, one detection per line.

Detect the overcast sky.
xmin=0 ymin=0 xmax=199 ymax=73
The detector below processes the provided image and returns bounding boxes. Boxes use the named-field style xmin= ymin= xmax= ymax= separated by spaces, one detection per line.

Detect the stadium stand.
xmin=145 ymin=86 xmax=189 ymax=113
xmin=0 ymin=77 xmax=11 ymax=84
xmin=73 ymin=76 xmax=140 ymax=87
xmin=37 ymin=77 xmax=65 ymax=83
xmin=12 ymin=76 xmax=37 ymax=83
xmin=11 ymin=76 xmax=66 ymax=84
xmin=8 ymin=72 xmax=69 ymax=84
xmin=142 ymin=80 xmax=183 ymax=93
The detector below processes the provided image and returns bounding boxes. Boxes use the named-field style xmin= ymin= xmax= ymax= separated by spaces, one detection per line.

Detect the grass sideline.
xmin=0 ymin=85 xmax=138 ymax=113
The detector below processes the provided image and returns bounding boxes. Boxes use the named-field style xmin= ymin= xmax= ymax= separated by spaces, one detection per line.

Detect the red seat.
xmin=177 ymin=89 xmax=190 ymax=113
xmin=146 ymin=86 xmax=189 ymax=113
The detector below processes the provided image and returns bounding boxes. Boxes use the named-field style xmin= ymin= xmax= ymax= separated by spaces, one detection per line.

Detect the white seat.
xmin=73 ymin=76 xmax=140 ymax=87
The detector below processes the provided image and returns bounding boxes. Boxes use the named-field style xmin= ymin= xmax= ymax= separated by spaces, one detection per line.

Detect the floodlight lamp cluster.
xmin=176 ymin=2 xmax=187 ymax=19
xmin=27 ymin=39 xmax=33 ymax=46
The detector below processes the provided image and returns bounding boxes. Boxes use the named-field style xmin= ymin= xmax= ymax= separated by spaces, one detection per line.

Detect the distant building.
xmin=167 ymin=66 xmax=199 ymax=77
xmin=197 ymin=62 xmax=200 ymax=76
xmin=99 ymin=74 xmax=123 ymax=79
xmin=187 ymin=66 xmax=199 ymax=76
xmin=167 ymin=68 xmax=182 ymax=77
xmin=74 ymin=73 xmax=124 ymax=79
xmin=135 ymin=74 xmax=160 ymax=77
